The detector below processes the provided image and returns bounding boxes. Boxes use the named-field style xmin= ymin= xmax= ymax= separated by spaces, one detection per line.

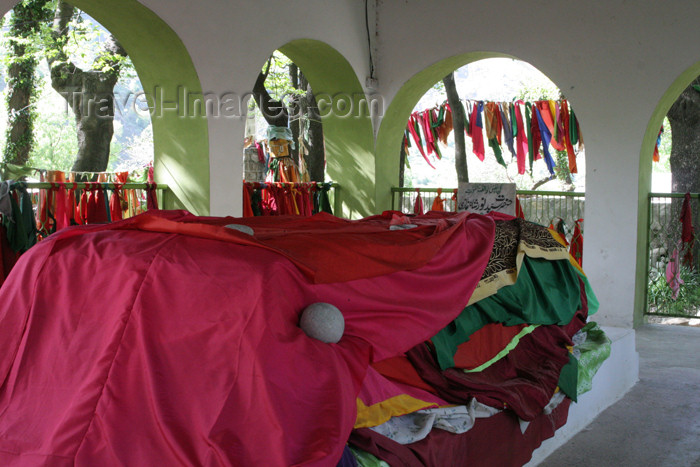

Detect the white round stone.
xmin=299 ymin=302 xmax=345 ymax=343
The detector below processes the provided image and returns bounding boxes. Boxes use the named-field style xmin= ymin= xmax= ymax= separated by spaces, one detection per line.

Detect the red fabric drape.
xmin=569 ymin=218 xmax=584 ymax=266
xmin=414 ymin=189 xmax=424 ymax=215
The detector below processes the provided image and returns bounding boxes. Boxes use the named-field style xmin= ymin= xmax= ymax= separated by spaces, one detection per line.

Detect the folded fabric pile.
xmin=346 ymin=216 xmax=610 ymax=467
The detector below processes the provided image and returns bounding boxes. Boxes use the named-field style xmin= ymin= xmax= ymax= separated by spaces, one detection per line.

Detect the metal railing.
xmin=22 ymin=181 xmax=168 ymax=210
xmin=645 ymin=192 xmax=699 ymax=318
xmin=391 ymin=187 xmax=585 ymax=242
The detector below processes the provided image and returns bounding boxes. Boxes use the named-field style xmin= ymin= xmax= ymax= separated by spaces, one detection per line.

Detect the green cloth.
xmin=576 ymin=322 xmax=611 ymax=395
xmin=432 ymin=256 xmax=583 ymax=370
xmin=583 ymin=271 xmax=599 ymax=316
xmin=350 ymin=446 xmax=390 ymax=467
xmin=315 ymin=184 xmax=333 ymax=215
xmin=488 ymin=138 xmax=507 ymax=167
xmin=526 ymin=103 xmax=534 ymax=173
xmin=3 ymin=185 xmax=37 ymax=253
xmin=557 ymin=353 xmax=579 ymax=402
xmin=569 ymin=107 xmax=579 ymax=146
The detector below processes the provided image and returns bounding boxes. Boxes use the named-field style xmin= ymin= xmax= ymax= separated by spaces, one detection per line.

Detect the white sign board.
xmin=457 ymin=182 xmax=516 ymax=216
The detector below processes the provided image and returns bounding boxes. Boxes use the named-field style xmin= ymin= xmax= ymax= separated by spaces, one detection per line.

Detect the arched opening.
xmin=638 ymin=63 xmax=700 ymax=324
xmin=275 ymin=39 xmax=375 ymax=218
xmin=377 ymin=52 xmax=509 ymax=210
xmin=63 ymin=0 xmax=210 ymax=214
xmin=241 ymin=49 xmax=338 ymax=217
xmin=401 ymin=58 xmax=584 ymax=192
xmin=377 ymin=53 xmax=585 ymax=247
xmin=0 ymin=4 xmax=154 ymax=175
xmin=240 ymin=40 xmax=375 ymax=218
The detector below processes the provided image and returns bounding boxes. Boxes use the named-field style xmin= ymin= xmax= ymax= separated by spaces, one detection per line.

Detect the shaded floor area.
xmin=539 ymin=324 xmax=700 ymax=467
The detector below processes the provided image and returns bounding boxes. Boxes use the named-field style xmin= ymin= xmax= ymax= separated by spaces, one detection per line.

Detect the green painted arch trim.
xmin=279 ymin=39 xmax=375 ymax=218
xmin=67 ymin=0 xmax=210 ymax=215
xmin=633 ymin=62 xmax=700 ymax=326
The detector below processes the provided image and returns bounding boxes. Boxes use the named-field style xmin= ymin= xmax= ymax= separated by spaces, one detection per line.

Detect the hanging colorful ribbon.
xmin=469 ymin=101 xmax=485 ymax=161
xmin=534 ymin=105 xmax=556 ymax=176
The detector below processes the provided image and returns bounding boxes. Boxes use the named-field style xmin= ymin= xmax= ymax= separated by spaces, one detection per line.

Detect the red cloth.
xmin=452 ymin=322 xmax=529 ymax=370
xmin=529 ymin=103 xmax=542 ymax=162
xmin=561 ymin=100 xmax=578 ymax=173
xmin=408 ymin=114 xmax=435 ymax=169
xmin=255 ymin=141 xmax=265 ymax=163
xmin=109 ymin=186 xmax=124 ymax=222
xmin=242 ymin=184 xmax=254 ymax=217
xmin=0 ymin=210 xmax=494 ymax=466
xmin=536 ymin=101 xmax=563 ymax=150
xmin=52 ymin=185 xmax=70 ymax=231
xmin=358 ymin=366 xmax=448 ymax=412
xmin=421 ymin=109 xmax=436 ymax=156
xmin=414 ymin=189 xmax=425 ymax=215
xmin=470 ymin=103 xmax=485 ymax=161
xmin=515 ymin=196 xmax=525 ymax=219
xmin=569 ymin=218 xmax=584 ymax=266
xmin=372 ymin=355 xmax=439 ymax=396
xmin=146 ymin=184 xmax=158 ymax=211
xmin=86 ymin=187 xmax=109 ymax=224
xmin=406 ymin=308 xmax=587 ymax=421
xmin=49 ymin=209 xmax=493 ymax=285
xmin=349 ymin=397 xmax=571 ymax=467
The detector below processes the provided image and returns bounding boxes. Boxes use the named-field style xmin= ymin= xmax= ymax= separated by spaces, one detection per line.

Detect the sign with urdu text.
xmin=457 ymin=182 xmax=516 ymax=216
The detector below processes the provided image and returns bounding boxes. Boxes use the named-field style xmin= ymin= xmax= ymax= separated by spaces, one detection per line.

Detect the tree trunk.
xmin=252 ymin=61 xmax=289 ymax=128
xmin=3 ymin=0 xmax=51 ymax=173
xmin=304 ymin=84 xmax=325 ymax=182
xmin=667 ymin=79 xmax=700 ymax=194
xmin=665 ymin=79 xmax=700 ymax=269
xmin=48 ymin=2 xmax=126 ymax=173
xmin=288 ymin=63 xmax=300 ymax=165
xmin=443 ymin=72 xmax=468 ymax=182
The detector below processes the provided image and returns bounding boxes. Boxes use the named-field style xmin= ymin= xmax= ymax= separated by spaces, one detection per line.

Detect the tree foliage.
xmin=1 ymin=0 xmax=147 ymax=177
xmin=2 ymin=0 xmax=53 ymax=176
xmin=47 ymin=1 xmax=128 ymax=173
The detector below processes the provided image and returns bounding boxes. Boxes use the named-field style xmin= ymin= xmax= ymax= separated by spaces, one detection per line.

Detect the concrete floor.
xmin=539 ymin=324 xmax=700 ymax=467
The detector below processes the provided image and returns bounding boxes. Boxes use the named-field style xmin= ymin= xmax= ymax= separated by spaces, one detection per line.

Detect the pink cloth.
xmin=358 ymin=366 xmax=448 ymax=412
xmin=0 ymin=210 xmax=494 ymax=466
xmin=666 ymin=247 xmax=684 ymax=300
